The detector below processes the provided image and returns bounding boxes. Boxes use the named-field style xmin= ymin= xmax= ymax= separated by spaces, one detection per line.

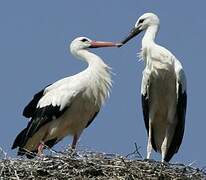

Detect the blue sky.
xmin=0 ymin=1 xmax=205 ymax=167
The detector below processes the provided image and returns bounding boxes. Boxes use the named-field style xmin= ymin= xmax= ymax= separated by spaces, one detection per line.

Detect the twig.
xmin=125 ymin=142 xmax=143 ymax=159
xmin=0 ymin=164 xmax=5 ymax=176
xmin=0 ymin=149 xmax=205 ymax=179
xmin=14 ymin=170 xmax=20 ymax=180
xmin=0 ymin=147 xmax=7 ymax=159
xmin=187 ymin=160 xmax=197 ymax=167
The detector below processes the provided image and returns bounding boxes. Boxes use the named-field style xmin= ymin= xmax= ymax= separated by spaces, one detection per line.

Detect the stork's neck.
xmin=142 ymin=25 xmax=159 ymax=48
xmin=73 ymin=49 xmax=106 ymax=67
xmin=73 ymin=49 xmax=112 ymax=107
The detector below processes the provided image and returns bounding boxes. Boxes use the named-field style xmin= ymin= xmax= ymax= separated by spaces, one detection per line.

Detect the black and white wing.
xmin=23 ymin=84 xmax=51 ymax=118
xmin=141 ymin=70 xmax=150 ymax=135
xmin=22 ymin=77 xmax=72 ymax=118
xmin=165 ymin=61 xmax=187 ymax=162
xmin=141 ymin=70 xmax=157 ymax=152
xmin=12 ymin=81 xmax=84 ymax=150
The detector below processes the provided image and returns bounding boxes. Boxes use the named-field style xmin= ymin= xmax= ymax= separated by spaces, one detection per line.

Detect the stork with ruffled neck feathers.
xmin=12 ymin=37 xmax=119 ymax=157
xmin=119 ymin=13 xmax=187 ymax=162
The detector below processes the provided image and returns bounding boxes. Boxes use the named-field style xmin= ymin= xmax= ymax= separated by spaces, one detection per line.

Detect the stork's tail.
xmin=12 ymin=128 xmax=27 ymax=150
xmin=12 ymin=128 xmax=37 ymax=158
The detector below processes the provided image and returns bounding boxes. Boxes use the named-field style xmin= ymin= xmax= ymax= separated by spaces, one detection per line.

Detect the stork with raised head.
xmin=12 ymin=37 xmax=118 ymax=157
xmin=119 ymin=13 xmax=187 ymax=162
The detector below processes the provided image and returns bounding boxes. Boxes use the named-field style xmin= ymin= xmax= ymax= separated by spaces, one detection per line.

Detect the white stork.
xmin=119 ymin=13 xmax=187 ymax=162
xmin=12 ymin=37 xmax=118 ymax=158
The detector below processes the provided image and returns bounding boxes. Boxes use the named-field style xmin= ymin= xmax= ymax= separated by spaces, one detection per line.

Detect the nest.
xmin=0 ymin=146 xmax=205 ymax=180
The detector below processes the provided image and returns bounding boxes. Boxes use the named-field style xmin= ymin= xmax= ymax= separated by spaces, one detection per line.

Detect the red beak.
xmin=90 ymin=41 xmax=121 ymax=48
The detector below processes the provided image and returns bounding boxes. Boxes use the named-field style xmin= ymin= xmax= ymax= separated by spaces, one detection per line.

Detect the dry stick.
xmin=20 ymin=148 xmax=38 ymax=158
xmin=0 ymin=164 xmax=5 ymax=176
xmin=14 ymin=169 xmax=20 ymax=180
xmin=201 ymin=166 xmax=206 ymax=173
xmin=125 ymin=142 xmax=143 ymax=159
xmin=21 ymin=144 xmax=64 ymax=159
xmin=44 ymin=144 xmax=60 ymax=154
xmin=0 ymin=147 xmax=7 ymax=159
xmin=3 ymin=148 xmax=206 ymax=179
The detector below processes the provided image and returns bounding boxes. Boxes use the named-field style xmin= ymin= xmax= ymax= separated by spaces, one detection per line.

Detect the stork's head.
xmin=70 ymin=37 xmax=119 ymax=55
xmin=119 ymin=13 xmax=160 ymax=45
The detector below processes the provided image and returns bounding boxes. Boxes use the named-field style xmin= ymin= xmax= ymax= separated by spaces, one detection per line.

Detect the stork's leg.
xmin=161 ymin=104 xmax=177 ymax=162
xmin=71 ymin=134 xmax=79 ymax=149
xmin=161 ymin=122 xmax=175 ymax=162
xmin=37 ymin=131 xmax=49 ymax=155
xmin=147 ymin=139 xmax=152 ymax=159
xmin=147 ymin=121 xmax=153 ymax=159
xmin=161 ymin=137 xmax=168 ymax=163
xmin=37 ymin=141 xmax=45 ymax=155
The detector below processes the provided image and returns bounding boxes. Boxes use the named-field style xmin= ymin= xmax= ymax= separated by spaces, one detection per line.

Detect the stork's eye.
xmin=139 ymin=19 xmax=144 ymax=24
xmin=81 ymin=38 xmax=89 ymax=42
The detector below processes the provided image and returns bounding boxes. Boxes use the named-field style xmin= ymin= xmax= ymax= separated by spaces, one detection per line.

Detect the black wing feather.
xmin=45 ymin=138 xmax=58 ymax=148
xmin=85 ymin=111 xmax=99 ymax=128
xmin=25 ymin=105 xmax=68 ymax=140
xmin=142 ymin=92 xmax=157 ymax=152
xmin=12 ymin=128 xmax=28 ymax=149
xmin=12 ymin=105 xmax=68 ymax=150
xmin=164 ymin=83 xmax=187 ymax=162
xmin=23 ymin=84 xmax=51 ymax=118
xmin=142 ymin=94 xmax=149 ymax=134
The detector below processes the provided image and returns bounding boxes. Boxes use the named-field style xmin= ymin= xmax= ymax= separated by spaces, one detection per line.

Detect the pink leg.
xmin=71 ymin=134 xmax=78 ymax=149
xmin=37 ymin=142 xmax=45 ymax=155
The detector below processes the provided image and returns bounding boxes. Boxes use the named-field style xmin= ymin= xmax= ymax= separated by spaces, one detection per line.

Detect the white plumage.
xmin=12 ymin=37 xmax=117 ymax=157
xmin=120 ymin=13 xmax=187 ymax=162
